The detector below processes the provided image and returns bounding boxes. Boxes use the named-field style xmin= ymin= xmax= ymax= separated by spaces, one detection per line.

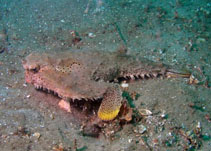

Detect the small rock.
xmin=138 ymin=109 xmax=152 ymax=116
xmin=33 ymin=132 xmax=41 ymax=139
xmin=52 ymin=143 xmax=64 ymax=151
xmin=50 ymin=114 xmax=54 ymax=120
xmin=160 ymin=111 xmax=168 ymax=119
xmin=137 ymin=124 xmax=147 ymax=134
xmin=128 ymin=138 xmax=133 ymax=143
xmin=26 ymin=95 xmax=31 ymax=98
xmin=121 ymin=81 xmax=129 ymax=88
xmin=0 ymin=46 xmax=6 ymax=54
xmin=88 ymin=32 xmax=96 ymax=38
xmin=58 ymin=99 xmax=71 ymax=113
xmin=196 ymin=38 xmax=206 ymax=44
xmin=189 ymin=75 xmax=199 ymax=84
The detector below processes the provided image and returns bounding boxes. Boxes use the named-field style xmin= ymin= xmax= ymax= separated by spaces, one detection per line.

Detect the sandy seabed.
xmin=0 ymin=0 xmax=210 ymax=150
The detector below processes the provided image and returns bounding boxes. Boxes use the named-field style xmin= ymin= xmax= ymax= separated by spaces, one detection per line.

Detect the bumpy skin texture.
xmin=23 ymin=50 xmax=168 ymax=121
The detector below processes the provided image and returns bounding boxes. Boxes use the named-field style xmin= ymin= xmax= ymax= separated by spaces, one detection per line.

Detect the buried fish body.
xmin=22 ymin=49 xmax=189 ymax=121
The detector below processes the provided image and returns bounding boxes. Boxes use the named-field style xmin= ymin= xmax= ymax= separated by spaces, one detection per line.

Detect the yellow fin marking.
xmin=98 ymin=107 xmax=120 ymax=121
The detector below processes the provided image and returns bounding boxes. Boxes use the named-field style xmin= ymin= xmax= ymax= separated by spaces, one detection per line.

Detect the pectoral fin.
xmin=97 ymin=85 xmax=122 ymax=121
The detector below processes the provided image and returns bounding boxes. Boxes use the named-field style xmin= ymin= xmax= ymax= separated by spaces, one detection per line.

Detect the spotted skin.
xmin=23 ymin=49 xmax=174 ymax=121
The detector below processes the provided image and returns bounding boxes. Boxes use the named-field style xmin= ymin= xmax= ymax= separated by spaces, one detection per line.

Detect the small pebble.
xmin=128 ymin=138 xmax=132 ymax=143
xmin=88 ymin=32 xmax=96 ymax=38
xmin=33 ymin=132 xmax=41 ymax=139
xmin=121 ymin=81 xmax=129 ymax=88
xmin=50 ymin=114 xmax=54 ymax=120
xmin=196 ymin=38 xmax=206 ymax=44
xmin=137 ymin=124 xmax=147 ymax=134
